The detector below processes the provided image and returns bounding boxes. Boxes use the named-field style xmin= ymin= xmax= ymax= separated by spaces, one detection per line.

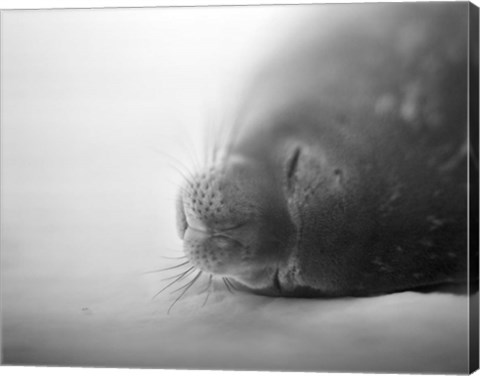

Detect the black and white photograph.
xmin=1 ymin=0 xmax=479 ymax=374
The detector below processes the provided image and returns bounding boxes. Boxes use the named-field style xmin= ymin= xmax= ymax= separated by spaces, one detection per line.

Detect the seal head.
xmin=175 ymin=3 xmax=472 ymax=297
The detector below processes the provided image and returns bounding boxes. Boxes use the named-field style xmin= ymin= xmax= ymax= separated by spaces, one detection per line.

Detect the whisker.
xmin=205 ymin=109 xmax=223 ymax=166
xmin=149 ymin=156 xmax=195 ymax=188
xmin=222 ymin=277 xmax=234 ymax=294
xmin=161 ymin=266 xmax=195 ymax=282
xmin=160 ymin=255 xmax=187 ymax=260
xmin=157 ymin=120 xmax=199 ymax=170
xmin=199 ymin=274 xmax=214 ymax=293
xmin=207 ymin=110 xmax=227 ymax=167
xmin=225 ymin=277 xmax=239 ymax=292
xmin=201 ymin=275 xmax=214 ymax=307
xmin=159 ymin=177 xmax=185 ymax=190
xmin=183 ymin=140 xmax=202 ymax=173
xmin=150 ymin=148 xmax=195 ymax=176
xmin=164 ymin=246 xmax=185 ymax=253
xmin=211 ymin=128 xmax=224 ymax=166
xmin=151 ymin=267 xmax=196 ymax=300
xmin=166 ymin=162 xmax=195 ymax=185
xmin=142 ymin=261 xmax=190 ymax=274
xmin=172 ymin=122 xmax=203 ymax=175
xmin=213 ymin=121 xmax=228 ymax=165
xmin=167 ymin=271 xmax=203 ymax=314
xmin=169 ymin=270 xmax=203 ymax=294
xmin=203 ymin=110 xmax=214 ymax=166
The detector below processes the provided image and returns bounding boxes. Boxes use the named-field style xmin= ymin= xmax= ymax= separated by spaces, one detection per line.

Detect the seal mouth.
xmin=183 ymin=223 xmax=247 ymax=275
xmin=179 ymin=206 xmax=290 ymax=293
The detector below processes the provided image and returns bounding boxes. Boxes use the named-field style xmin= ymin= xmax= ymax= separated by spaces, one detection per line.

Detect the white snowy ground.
xmin=1 ymin=5 xmax=473 ymax=374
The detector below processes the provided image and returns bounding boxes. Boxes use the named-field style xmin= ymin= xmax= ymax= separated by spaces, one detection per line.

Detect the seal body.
xmin=176 ymin=3 xmax=472 ymax=297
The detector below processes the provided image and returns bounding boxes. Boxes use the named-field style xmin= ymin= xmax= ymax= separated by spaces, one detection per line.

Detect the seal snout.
xmin=177 ymin=164 xmax=257 ymax=275
xmin=176 ymin=155 xmax=297 ymax=292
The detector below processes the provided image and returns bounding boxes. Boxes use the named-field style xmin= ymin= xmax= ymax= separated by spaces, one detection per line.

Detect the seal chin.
xmin=229 ymin=267 xmax=284 ymax=295
xmin=235 ymin=264 xmax=318 ymax=297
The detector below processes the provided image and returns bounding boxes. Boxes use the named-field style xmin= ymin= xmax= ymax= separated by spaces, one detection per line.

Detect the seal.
xmin=175 ymin=3 xmax=474 ymax=297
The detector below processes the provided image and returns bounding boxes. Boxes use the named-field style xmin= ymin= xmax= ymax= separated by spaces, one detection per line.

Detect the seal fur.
xmin=175 ymin=3 xmax=473 ymax=297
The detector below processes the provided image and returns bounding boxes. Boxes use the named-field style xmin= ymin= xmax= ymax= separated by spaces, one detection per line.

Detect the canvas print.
xmin=1 ymin=1 xmax=478 ymax=374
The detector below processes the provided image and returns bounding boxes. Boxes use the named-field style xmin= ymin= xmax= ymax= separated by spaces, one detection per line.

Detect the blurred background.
xmin=1 ymin=4 xmax=470 ymax=373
